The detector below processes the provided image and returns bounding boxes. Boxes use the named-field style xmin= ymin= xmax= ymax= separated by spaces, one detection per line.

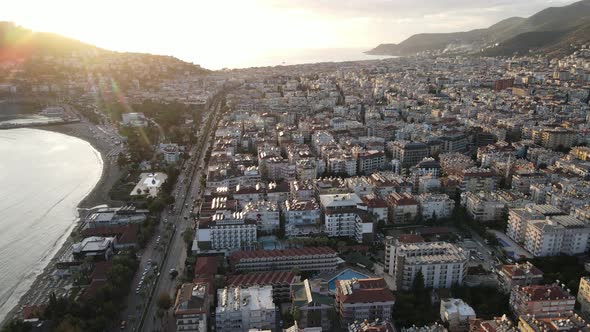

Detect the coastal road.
xmin=131 ymin=93 xmax=224 ymax=332
xmin=115 ymin=99 xmax=221 ymax=331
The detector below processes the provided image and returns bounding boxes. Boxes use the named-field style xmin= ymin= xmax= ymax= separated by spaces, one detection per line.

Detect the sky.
xmin=1 ymin=0 xmax=580 ymax=69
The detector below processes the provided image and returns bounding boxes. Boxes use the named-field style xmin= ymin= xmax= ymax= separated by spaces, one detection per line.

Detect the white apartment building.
xmin=506 ymin=204 xmax=590 ymax=256
xmin=384 ymin=237 xmax=468 ymax=291
xmin=319 ymin=193 xmax=374 ymax=243
xmin=356 ymin=150 xmax=386 ymax=175
xmin=326 ymin=155 xmax=357 ymax=176
xmin=462 ymin=192 xmax=506 ymax=222
xmin=195 ymin=211 xmax=257 ymax=251
xmin=440 ymin=298 xmax=476 ymax=332
xmin=243 ymin=200 xmax=280 ymax=233
xmin=523 ymin=215 xmax=590 ymax=256
xmin=506 ymin=205 xmax=564 ymax=243
xmin=215 ymin=286 xmax=277 ymax=332
xmin=160 ymin=143 xmax=181 ymax=164
xmin=417 ymin=193 xmax=454 ymax=220
xmin=284 ymin=199 xmax=322 ymax=237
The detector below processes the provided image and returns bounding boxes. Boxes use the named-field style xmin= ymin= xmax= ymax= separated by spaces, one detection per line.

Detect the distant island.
xmin=366 ymin=0 xmax=590 ymax=57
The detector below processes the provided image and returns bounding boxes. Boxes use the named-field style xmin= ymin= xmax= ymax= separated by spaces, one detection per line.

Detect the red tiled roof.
xmin=230 ymin=247 xmax=336 ymax=265
xmin=194 ymin=256 xmax=219 ymax=278
xmin=398 ymin=234 xmax=425 ymax=244
xmin=22 ymin=305 xmax=45 ymax=319
xmin=518 ymin=285 xmax=573 ymax=301
xmin=81 ymin=224 xmax=139 ymax=244
xmin=501 ymin=263 xmax=543 ymax=278
xmin=362 ymin=197 xmax=388 ymax=208
xmin=91 ymin=261 xmax=113 ymax=282
xmin=227 ymin=271 xmax=296 ymax=287
xmin=336 ymin=278 xmax=395 ymax=304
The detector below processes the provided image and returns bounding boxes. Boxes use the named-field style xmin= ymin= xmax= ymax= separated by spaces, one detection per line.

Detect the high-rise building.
xmin=384 ymin=237 xmax=468 ymax=291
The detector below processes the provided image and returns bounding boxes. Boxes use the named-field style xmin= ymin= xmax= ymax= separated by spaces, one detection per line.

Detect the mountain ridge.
xmin=0 ymin=21 xmax=209 ymax=72
xmin=367 ymin=0 xmax=590 ymax=57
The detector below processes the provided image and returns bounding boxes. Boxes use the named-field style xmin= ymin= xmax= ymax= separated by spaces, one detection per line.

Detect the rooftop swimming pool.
xmin=327 ymin=269 xmax=370 ymax=292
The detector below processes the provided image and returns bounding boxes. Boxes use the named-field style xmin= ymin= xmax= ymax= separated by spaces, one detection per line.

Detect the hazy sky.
xmin=1 ymin=0 xmax=579 ymax=68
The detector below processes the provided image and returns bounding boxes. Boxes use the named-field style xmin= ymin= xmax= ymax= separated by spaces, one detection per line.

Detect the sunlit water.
xmin=0 ymin=128 xmax=102 ymax=321
xmin=191 ymin=47 xmax=394 ymax=70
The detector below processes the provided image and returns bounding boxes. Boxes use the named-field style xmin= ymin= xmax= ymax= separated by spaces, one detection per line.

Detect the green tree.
xmin=182 ymin=228 xmax=194 ymax=247
xmin=157 ymin=293 xmax=172 ymax=312
xmin=413 ymin=270 xmax=425 ymax=291
xmin=1 ymin=319 xmax=32 ymax=332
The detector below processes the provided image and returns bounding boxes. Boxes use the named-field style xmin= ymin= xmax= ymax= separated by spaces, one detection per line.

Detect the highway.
xmin=132 ymin=93 xmax=224 ymax=332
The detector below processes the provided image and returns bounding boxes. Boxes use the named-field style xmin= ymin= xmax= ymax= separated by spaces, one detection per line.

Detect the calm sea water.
xmin=193 ymin=47 xmax=394 ymax=70
xmin=0 ymin=128 xmax=102 ymax=321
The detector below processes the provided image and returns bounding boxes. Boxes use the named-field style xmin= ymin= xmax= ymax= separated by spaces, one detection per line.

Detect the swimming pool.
xmin=327 ymin=269 xmax=370 ymax=292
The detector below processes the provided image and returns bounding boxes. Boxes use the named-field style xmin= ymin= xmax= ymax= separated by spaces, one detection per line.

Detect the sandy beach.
xmin=41 ymin=122 xmax=124 ymax=208
xmin=1 ymin=120 xmax=124 ymax=325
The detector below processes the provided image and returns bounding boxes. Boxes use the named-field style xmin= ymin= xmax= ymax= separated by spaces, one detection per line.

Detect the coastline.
xmin=1 ymin=121 xmax=123 ymax=325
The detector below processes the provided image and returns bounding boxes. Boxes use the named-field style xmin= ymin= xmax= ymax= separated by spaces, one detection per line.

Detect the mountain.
xmin=367 ymin=0 xmax=590 ymax=57
xmin=0 ymin=22 xmax=209 ymax=73
xmin=0 ymin=22 xmax=100 ymax=61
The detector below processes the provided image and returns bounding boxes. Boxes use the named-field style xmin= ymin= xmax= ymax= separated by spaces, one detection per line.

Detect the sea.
xmin=192 ymin=47 xmax=394 ymax=70
xmin=0 ymin=128 xmax=103 ymax=321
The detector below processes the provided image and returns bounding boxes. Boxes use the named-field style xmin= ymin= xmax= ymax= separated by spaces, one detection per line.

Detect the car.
xmin=120 ymin=320 xmax=127 ymax=330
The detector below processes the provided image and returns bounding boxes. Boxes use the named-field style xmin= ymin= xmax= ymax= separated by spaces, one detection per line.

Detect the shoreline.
xmin=1 ymin=121 xmax=124 ymax=325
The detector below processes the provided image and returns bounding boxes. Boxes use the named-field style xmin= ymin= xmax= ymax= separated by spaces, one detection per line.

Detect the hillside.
xmin=0 ymin=22 xmax=209 ymax=73
xmin=0 ymin=22 xmax=100 ymax=61
xmin=367 ymin=0 xmax=590 ymax=57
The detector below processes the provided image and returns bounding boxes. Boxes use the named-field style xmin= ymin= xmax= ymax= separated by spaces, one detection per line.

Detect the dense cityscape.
xmin=3 ymin=2 xmax=590 ymax=332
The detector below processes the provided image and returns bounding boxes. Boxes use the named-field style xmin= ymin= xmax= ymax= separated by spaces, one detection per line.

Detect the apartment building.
xmin=386 ymin=192 xmax=419 ymax=224
xmin=356 ymin=150 xmax=386 ymax=175
xmin=506 ymin=205 xmax=566 ymax=243
xmin=540 ymin=127 xmax=577 ymax=150
xmin=243 ymin=200 xmax=280 ymax=233
xmin=215 ymin=286 xmax=277 ymax=332
xmin=469 ymin=316 xmax=516 ymax=332
xmin=517 ymin=311 xmax=590 ymax=332
xmin=174 ymin=282 xmax=210 ymax=332
xmin=291 ymin=279 xmax=334 ymax=331
xmin=226 ymin=271 xmax=297 ymax=303
xmin=440 ymin=298 xmax=476 ymax=332
xmin=511 ymin=172 xmax=547 ymax=194
xmin=463 ymin=192 xmax=506 ymax=222
xmin=229 ymin=247 xmax=340 ymax=273
xmin=459 ymin=168 xmax=498 ymax=192
xmin=497 ymin=262 xmax=544 ymax=293
xmin=319 ymin=193 xmax=374 ymax=243
xmin=384 ymin=237 xmax=468 ymax=291
xmin=195 ymin=211 xmax=257 ymax=251
xmin=417 ymin=193 xmax=454 ymax=221
xmin=509 ymin=284 xmax=575 ymax=317
xmin=578 ymin=277 xmax=590 ymax=320
xmin=523 ymin=215 xmax=590 ymax=256
xmin=335 ymin=278 xmax=395 ymax=327
xmin=284 ymin=199 xmax=323 ymax=237
xmin=388 ymin=140 xmax=430 ymax=168
xmin=326 ymin=154 xmax=358 ymax=176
